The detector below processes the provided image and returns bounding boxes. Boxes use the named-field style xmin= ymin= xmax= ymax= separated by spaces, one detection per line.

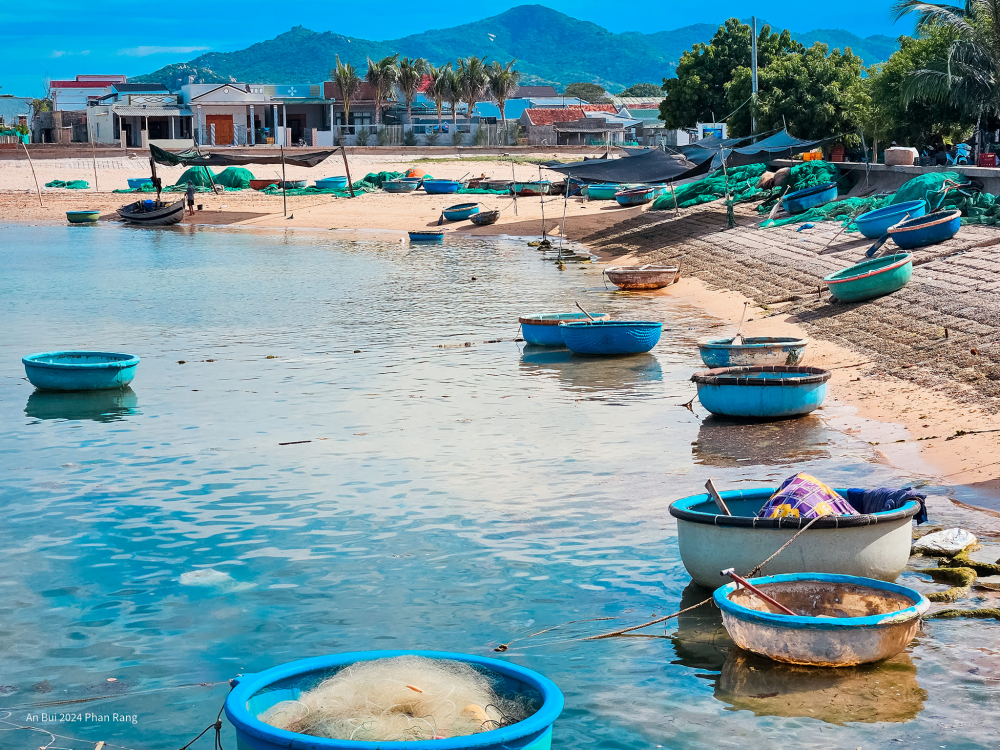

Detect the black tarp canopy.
xmin=150 ymin=143 xmax=339 ymax=168
xmin=710 ymin=129 xmax=839 ymax=169
xmin=543 ymin=148 xmax=713 ymax=184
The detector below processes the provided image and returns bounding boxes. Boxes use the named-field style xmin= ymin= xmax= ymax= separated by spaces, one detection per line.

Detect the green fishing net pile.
xmin=214 ymin=167 xmax=255 ymax=189
xmin=45 ymin=180 xmax=90 ymax=189
xmin=891 ymin=171 xmax=1000 ymax=225
xmin=114 ymin=166 xmax=254 ymax=193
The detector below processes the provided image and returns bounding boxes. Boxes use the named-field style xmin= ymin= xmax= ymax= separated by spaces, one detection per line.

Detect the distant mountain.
xmin=134 ymin=5 xmax=900 ymax=92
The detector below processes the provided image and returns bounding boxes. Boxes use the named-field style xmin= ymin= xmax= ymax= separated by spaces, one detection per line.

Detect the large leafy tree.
xmin=619 ymin=82 xmax=661 ymax=97
xmin=726 ymin=43 xmax=866 ymax=139
xmin=893 ymin=0 xmax=1000 ymax=146
xmin=365 ymin=54 xmax=399 ymax=126
xmin=457 ymin=56 xmax=490 ymax=123
xmin=563 ymin=82 xmax=607 ymax=102
xmin=397 ymin=57 xmax=427 ymax=123
xmin=659 ymin=19 xmax=802 ymax=129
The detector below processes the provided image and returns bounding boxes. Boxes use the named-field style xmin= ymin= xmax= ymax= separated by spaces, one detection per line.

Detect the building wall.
xmin=53 ymin=86 xmax=114 ymax=110
xmin=31 ymin=110 xmax=88 ymax=143
xmin=0 ymin=97 xmax=33 ymax=131
xmin=526 ymin=124 xmax=555 ymax=146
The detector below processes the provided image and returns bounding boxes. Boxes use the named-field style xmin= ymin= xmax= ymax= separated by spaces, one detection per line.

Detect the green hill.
xmin=135 ymin=5 xmax=900 ymax=92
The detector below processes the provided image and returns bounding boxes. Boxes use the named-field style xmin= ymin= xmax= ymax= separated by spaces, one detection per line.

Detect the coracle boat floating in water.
xmin=823 ymin=253 xmax=913 ymax=303
xmin=603 ymin=265 xmax=680 ymax=290
xmin=714 ymin=573 xmax=929 ymax=667
xmin=614 ymin=186 xmax=655 ymax=207
xmin=518 ymin=312 xmax=611 ymax=346
xmin=854 ymin=200 xmax=927 ymax=239
xmin=782 ymin=182 xmax=837 ymax=214
xmin=442 ymin=202 xmax=480 ymax=221
xmin=697 ymin=336 xmax=808 ymax=368
xmin=224 ymin=650 xmax=565 ymax=750
xmin=66 ymin=210 xmax=100 ymax=224
xmin=559 ymin=320 xmax=662 ymax=355
xmin=691 ymin=365 xmax=830 ymax=418
xmin=669 ymin=487 xmax=923 ymax=589
xmin=408 ymin=230 xmax=445 ymax=243
xmin=887 ymin=209 xmax=962 ymax=249
xmin=22 ymin=351 xmax=140 ymax=391
xmin=469 ymin=209 xmax=501 ymax=226
xmin=117 ymin=198 xmax=185 ymax=226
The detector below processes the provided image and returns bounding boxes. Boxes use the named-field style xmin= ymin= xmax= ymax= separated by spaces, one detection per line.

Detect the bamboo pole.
xmin=539 ymin=165 xmax=546 ymax=240
xmin=559 ymin=171 xmax=570 ymax=254
xmin=509 ymin=155 xmax=518 ymax=216
xmin=281 ymin=145 xmax=287 ymax=216
xmin=340 ymin=145 xmax=356 ymax=198
xmin=90 ymin=129 xmax=99 ymax=193
xmin=22 ymin=141 xmax=43 ymax=207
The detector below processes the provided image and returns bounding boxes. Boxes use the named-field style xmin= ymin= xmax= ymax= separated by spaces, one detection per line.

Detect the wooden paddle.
xmin=731 ymin=302 xmax=750 ymax=345
xmin=705 ymin=479 xmax=732 ymax=515
xmin=865 ymin=212 xmax=911 ymax=258
xmin=721 ymin=568 xmax=798 ymax=616
xmin=575 ymin=301 xmax=597 ymax=321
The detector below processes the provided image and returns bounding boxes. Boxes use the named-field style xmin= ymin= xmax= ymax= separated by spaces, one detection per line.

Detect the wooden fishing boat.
xmin=383 ymin=179 xmax=420 ymax=193
xmin=512 ymin=181 xmax=551 ymax=196
xmin=559 ymin=321 xmax=662 ymax=355
xmin=782 ymin=182 xmax=837 ymax=214
xmin=698 ymin=336 xmax=808 ymax=368
xmin=714 ymin=573 xmax=929 ymax=666
xmin=442 ymin=202 xmax=480 ymax=221
xmin=888 ymin=209 xmax=961 ymax=249
xmin=66 ymin=210 xmax=100 ymax=224
xmin=615 ymin=186 xmax=655 ymax=207
xmin=408 ymin=230 xmax=445 ymax=243
xmin=249 ymin=179 xmax=280 ymax=190
xmin=669 ymin=487 xmax=923 ymax=590
xmin=22 ymin=351 xmax=140 ymax=391
xmin=469 ymin=209 xmax=501 ymax=227
xmin=603 ymin=265 xmax=680 ymax=290
xmin=691 ymin=365 xmax=830 ymax=418
xmin=422 ymin=179 xmax=462 ymax=195
xmin=854 ymin=200 xmax=927 ymax=239
xmin=584 ymin=183 xmax=621 ymax=200
xmin=117 ymin=198 xmax=185 ymax=226
xmin=823 ymin=253 xmax=912 ymax=302
xmin=518 ymin=312 xmax=611 ymax=346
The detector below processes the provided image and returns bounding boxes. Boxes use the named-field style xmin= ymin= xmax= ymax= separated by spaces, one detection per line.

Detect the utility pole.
xmin=751 ymin=16 xmax=759 ymax=140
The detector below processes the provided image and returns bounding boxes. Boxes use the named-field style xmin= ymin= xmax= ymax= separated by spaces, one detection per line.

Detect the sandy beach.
xmin=4 ymin=152 xmax=999 ymax=511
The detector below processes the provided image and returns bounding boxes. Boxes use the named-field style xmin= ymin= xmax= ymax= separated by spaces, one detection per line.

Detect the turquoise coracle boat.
xmin=442 ymin=202 xmax=479 ymax=221
xmin=585 ymin=183 xmax=621 ymax=200
xmin=519 ymin=312 xmax=610 ymax=346
xmin=824 ymin=253 xmax=913 ymax=302
xmin=783 ymin=182 xmax=837 ymax=214
xmin=22 ymin=351 xmax=140 ymax=391
xmin=691 ymin=365 xmax=830 ymax=418
xmin=66 ymin=210 xmax=100 ymax=223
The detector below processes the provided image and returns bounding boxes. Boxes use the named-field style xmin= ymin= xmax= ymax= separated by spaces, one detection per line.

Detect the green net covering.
xmin=214 ymin=167 xmax=255 ymax=189
xmin=174 ymin=167 xmax=218 ymax=187
xmin=45 ymin=180 xmax=90 ymax=189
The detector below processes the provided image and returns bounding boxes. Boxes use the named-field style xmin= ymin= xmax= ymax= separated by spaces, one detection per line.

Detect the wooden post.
xmin=22 ymin=141 xmax=43 ymax=207
xmin=90 ymin=127 xmax=99 ymax=193
xmin=670 ymin=180 xmax=679 ymax=215
xmin=539 ymin=166 xmax=546 ymax=239
xmin=509 ymin=156 xmax=518 ymax=215
xmin=559 ymin=171 xmax=570 ymax=254
xmin=340 ymin=145 xmax=356 ymax=198
xmin=281 ymin=145 xmax=288 ymax=216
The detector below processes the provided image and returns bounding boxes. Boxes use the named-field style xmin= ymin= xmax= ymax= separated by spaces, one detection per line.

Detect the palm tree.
xmin=424 ymin=64 xmax=449 ymax=129
xmin=892 ymin=0 xmax=1000 ymax=156
xmin=446 ymin=67 xmax=463 ymax=126
xmin=397 ymin=57 xmax=427 ymax=124
xmin=365 ymin=53 xmax=399 ymax=126
xmin=457 ymin=56 xmax=490 ymax=125
xmin=332 ymin=55 xmax=362 ymax=138
xmin=487 ymin=59 xmax=522 ymax=141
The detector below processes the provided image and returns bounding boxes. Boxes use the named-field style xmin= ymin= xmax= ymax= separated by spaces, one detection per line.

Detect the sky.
xmin=1 ymin=0 xmax=913 ymax=97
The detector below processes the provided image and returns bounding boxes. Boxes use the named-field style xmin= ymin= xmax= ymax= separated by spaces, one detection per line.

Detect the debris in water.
xmin=179 ymin=568 xmax=255 ymax=593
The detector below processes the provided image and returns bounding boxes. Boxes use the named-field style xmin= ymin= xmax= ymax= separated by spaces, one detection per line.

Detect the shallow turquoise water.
xmin=0 ymin=224 xmax=996 ymax=749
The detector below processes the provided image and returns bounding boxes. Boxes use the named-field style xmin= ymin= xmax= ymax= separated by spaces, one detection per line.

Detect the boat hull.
xmin=315 ymin=176 xmax=349 ymax=190
xmin=604 ymin=266 xmax=679 ymax=290
xmin=615 ymin=188 xmax=654 ymax=206
xmin=422 ymin=180 xmax=462 ymax=194
xmin=824 ymin=253 xmax=912 ymax=302
xmin=470 ymin=209 xmax=500 ymax=226
xmin=116 ymin=198 xmax=185 ymax=226
xmin=383 ymin=179 xmax=420 ymax=193
xmin=442 ymin=202 xmax=480 ymax=221
xmin=698 ymin=337 xmax=808 ymax=368
xmin=22 ymin=351 xmax=140 ymax=391
xmin=888 ymin=209 xmax=961 ymax=249
xmin=518 ymin=312 xmax=611 ymax=346
xmin=250 ymin=179 xmax=279 ymax=190
xmin=854 ymin=200 xmax=927 ymax=239
xmin=559 ymin=321 xmax=662 ymax=355
xmin=66 ymin=210 xmax=100 ymax=223
xmin=783 ymin=182 xmax=837 ymax=214
xmin=408 ymin=231 xmax=444 ymax=243
xmin=670 ymin=488 xmax=922 ymax=590
xmin=692 ymin=365 xmax=830 ymax=418
xmin=513 ymin=181 xmax=551 ymax=196
xmin=585 ymin=183 xmax=621 ymax=200
xmin=127 ymin=178 xmax=152 ymax=190
xmin=715 ymin=574 xmax=929 ymax=666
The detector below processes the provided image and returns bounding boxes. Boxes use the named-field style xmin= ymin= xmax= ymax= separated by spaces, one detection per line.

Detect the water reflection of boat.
xmin=692 ymin=414 xmax=833 ymax=467
xmin=25 ymin=387 xmax=139 ymax=422
xmin=718 ymin=649 xmax=925 ymax=724
xmin=519 ymin=346 xmax=662 ymax=393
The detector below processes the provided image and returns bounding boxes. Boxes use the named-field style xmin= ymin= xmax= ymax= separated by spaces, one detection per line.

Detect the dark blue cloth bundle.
xmin=845 ymin=487 xmax=928 ymax=524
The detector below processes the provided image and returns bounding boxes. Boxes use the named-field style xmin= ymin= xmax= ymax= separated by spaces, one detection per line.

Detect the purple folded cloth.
xmin=757 ymin=473 xmax=860 ymax=519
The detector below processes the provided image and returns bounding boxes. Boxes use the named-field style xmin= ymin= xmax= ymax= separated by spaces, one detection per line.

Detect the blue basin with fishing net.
xmin=224 ymin=650 xmax=564 ymax=750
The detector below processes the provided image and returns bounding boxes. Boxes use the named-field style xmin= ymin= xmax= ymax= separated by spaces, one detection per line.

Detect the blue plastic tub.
xmin=316 ymin=177 xmax=349 ymax=190
xmin=518 ymin=312 xmax=610 ymax=346
xmin=423 ymin=180 xmax=462 ymax=195
xmin=888 ymin=209 xmax=962 ymax=249
xmin=559 ymin=321 xmax=662 ymax=355
xmin=22 ymin=351 xmax=140 ymax=391
xmin=128 ymin=177 xmax=152 ymax=190
xmin=224 ymin=650 xmax=564 ymax=750
xmin=854 ymin=200 xmax=927 ymax=239
xmin=691 ymin=365 xmax=830 ymax=418
xmin=782 ymin=182 xmax=838 ymax=215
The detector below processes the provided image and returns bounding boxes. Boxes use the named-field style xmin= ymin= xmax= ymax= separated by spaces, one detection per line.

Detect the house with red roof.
xmin=51 ymin=75 xmax=127 ymax=111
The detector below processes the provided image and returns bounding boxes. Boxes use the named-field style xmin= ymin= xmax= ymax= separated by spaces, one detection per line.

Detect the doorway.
xmin=206 ymin=114 xmax=234 ymax=145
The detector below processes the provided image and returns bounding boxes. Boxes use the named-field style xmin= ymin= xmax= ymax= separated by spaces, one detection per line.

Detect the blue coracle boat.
xmin=614 ymin=187 xmax=655 ymax=206
xmin=66 ymin=210 xmax=100 ymax=224
xmin=224 ymin=650 xmax=565 ymax=750
xmin=691 ymin=365 xmax=830 ymax=418
xmin=824 ymin=253 xmax=912 ymax=302
xmin=698 ymin=336 xmax=807 ymax=368
xmin=442 ymin=202 xmax=480 ymax=221
xmin=127 ymin=177 xmax=152 ymax=190
xmin=559 ymin=321 xmax=662 ymax=355
xmin=585 ymin=183 xmax=621 ymax=200
xmin=854 ymin=200 xmax=927 ymax=239
xmin=519 ymin=312 xmax=610 ymax=346
xmin=422 ymin=179 xmax=462 ymax=195
xmin=315 ymin=176 xmax=349 ymax=190
xmin=782 ymin=182 xmax=838 ymax=214
xmin=887 ymin=209 xmax=961 ymax=249
xmin=22 ymin=351 xmax=140 ymax=391
xmin=408 ymin=230 xmax=444 ymax=243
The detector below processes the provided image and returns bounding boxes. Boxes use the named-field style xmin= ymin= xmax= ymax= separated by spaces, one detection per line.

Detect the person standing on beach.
xmin=186 ymin=182 xmax=196 ymax=216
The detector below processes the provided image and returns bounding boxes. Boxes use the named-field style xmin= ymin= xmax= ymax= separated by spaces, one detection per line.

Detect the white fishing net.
xmin=259 ymin=656 xmax=535 ymax=742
